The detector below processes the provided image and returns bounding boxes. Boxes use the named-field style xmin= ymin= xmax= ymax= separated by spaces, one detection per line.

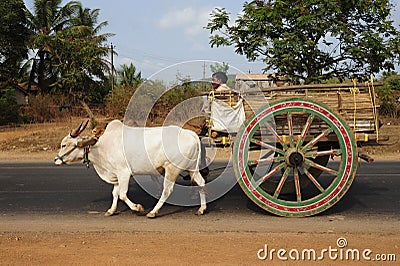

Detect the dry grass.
xmin=0 ymin=117 xmax=108 ymax=161
xmin=1 ymin=116 xmax=400 ymax=162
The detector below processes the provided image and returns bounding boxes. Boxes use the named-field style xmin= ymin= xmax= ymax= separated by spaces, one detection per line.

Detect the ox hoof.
xmin=104 ymin=211 xmax=114 ymax=217
xmin=195 ymin=209 xmax=206 ymax=216
xmin=136 ymin=204 xmax=145 ymax=213
xmin=146 ymin=212 xmax=157 ymax=219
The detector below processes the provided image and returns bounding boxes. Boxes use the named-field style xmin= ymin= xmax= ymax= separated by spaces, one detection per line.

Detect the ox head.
xmin=54 ymin=120 xmax=98 ymax=165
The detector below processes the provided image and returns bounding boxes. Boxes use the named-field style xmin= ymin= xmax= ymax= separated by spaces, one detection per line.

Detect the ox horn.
xmin=77 ymin=136 xmax=98 ymax=148
xmin=70 ymin=120 xmax=89 ymax=138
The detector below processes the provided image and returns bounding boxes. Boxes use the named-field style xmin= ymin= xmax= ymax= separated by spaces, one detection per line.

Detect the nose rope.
xmin=56 ymin=146 xmax=78 ymax=163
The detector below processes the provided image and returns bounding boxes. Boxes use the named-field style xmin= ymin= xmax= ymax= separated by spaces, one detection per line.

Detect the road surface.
xmin=0 ymin=161 xmax=399 ymax=265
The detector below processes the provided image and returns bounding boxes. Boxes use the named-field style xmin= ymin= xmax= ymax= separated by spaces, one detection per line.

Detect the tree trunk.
xmin=37 ymin=50 xmax=46 ymax=92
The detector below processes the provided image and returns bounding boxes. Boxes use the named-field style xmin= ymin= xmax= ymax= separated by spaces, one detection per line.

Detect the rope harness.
xmin=56 ymin=145 xmax=78 ymax=165
xmin=83 ymin=146 xmax=91 ymax=168
xmin=56 ymin=143 xmax=93 ymax=168
xmin=350 ymin=78 xmax=360 ymax=138
xmin=366 ymin=75 xmax=379 ymax=142
xmin=346 ymin=76 xmax=379 ymax=143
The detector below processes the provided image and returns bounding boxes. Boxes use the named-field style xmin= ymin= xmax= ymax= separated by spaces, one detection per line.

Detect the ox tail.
xmin=196 ymin=134 xmax=209 ymax=179
xmin=185 ymin=129 xmax=208 ymax=180
xmin=190 ymin=130 xmax=202 ymax=171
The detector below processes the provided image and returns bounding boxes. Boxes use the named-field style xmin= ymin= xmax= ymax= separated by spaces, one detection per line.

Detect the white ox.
xmin=54 ymin=120 xmax=206 ymax=218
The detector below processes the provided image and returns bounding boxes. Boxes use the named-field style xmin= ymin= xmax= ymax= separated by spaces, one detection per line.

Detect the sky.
xmin=23 ymin=0 xmax=400 ymax=79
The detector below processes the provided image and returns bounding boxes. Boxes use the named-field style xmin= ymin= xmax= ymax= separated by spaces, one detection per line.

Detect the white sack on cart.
xmin=211 ymin=99 xmax=245 ymax=133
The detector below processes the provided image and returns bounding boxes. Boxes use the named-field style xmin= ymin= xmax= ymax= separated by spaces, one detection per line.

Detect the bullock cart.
xmin=204 ymin=74 xmax=382 ymax=217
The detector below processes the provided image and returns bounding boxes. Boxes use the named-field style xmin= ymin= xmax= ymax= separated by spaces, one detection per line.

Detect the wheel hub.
xmin=285 ymin=148 xmax=304 ymax=167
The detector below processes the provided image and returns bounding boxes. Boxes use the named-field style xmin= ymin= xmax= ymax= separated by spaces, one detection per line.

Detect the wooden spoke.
xmin=250 ymin=138 xmax=285 ymax=155
xmin=273 ymin=166 xmax=291 ymax=198
xmin=287 ymin=111 xmax=295 ymax=148
xmin=293 ymin=168 xmax=301 ymax=202
xmin=296 ymin=114 xmax=314 ymax=149
xmin=304 ymin=158 xmax=338 ymax=175
xmin=255 ymin=162 xmax=286 ymax=187
xmin=303 ymin=167 xmax=325 ymax=192
xmin=305 ymin=149 xmax=342 ymax=159
xmin=265 ymin=124 xmax=289 ymax=150
xmin=248 ymin=155 xmax=284 ymax=166
xmin=301 ymin=128 xmax=334 ymax=152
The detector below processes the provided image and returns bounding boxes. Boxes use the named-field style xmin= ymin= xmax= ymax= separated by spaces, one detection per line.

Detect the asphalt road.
xmin=1 ymin=160 xmax=399 ymax=218
xmin=2 ymin=161 xmax=399 ymax=264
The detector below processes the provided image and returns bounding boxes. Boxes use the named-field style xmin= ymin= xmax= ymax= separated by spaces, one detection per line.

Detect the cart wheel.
xmin=233 ymin=99 xmax=357 ymax=217
xmin=250 ymin=148 xmax=330 ymax=195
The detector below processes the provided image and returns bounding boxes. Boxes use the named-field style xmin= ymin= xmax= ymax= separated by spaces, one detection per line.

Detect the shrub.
xmin=377 ymin=75 xmax=400 ymax=117
xmin=0 ymin=88 xmax=20 ymax=125
xmin=105 ymin=85 xmax=136 ymax=119
xmin=22 ymin=93 xmax=71 ymax=122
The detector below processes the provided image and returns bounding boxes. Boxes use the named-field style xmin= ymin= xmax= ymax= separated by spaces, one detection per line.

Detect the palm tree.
xmin=0 ymin=0 xmax=30 ymax=88
xmin=26 ymin=0 xmax=77 ymax=92
xmin=117 ymin=63 xmax=144 ymax=88
xmin=68 ymin=3 xmax=108 ymax=35
xmin=25 ymin=0 xmax=113 ymax=104
xmin=65 ymin=1 xmax=113 ymax=87
xmin=53 ymin=2 xmax=113 ymax=103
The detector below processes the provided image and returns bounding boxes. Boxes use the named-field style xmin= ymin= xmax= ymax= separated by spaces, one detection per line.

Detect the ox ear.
xmin=70 ymin=120 xmax=89 ymax=138
xmin=91 ymin=122 xmax=108 ymax=138
xmin=77 ymin=136 xmax=98 ymax=148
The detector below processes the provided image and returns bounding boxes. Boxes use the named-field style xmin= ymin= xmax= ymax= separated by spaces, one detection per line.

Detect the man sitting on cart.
xmin=184 ymin=72 xmax=234 ymax=179
xmin=211 ymin=71 xmax=232 ymax=92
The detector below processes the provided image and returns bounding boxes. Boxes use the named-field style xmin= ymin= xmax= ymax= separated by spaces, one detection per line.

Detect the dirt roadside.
xmin=0 ymin=231 xmax=398 ymax=265
xmin=1 ymin=119 xmax=399 ymax=265
xmin=1 ymin=212 xmax=399 ymax=265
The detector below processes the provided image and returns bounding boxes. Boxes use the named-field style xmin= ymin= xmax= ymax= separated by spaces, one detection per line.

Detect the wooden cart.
xmin=206 ymin=74 xmax=382 ymax=217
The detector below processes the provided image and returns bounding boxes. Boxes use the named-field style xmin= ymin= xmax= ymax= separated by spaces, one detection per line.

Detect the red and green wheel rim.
xmin=233 ymin=98 xmax=358 ymax=217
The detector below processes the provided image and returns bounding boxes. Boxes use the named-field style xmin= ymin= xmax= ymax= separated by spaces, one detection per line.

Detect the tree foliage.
xmin=26 ymin=0 xmax=113 ymax=103
xmin=0 ymin=0 xmax=30 ymax=88
xmin=377 ymin=74 xmax=400 ymax=117
xmin=26 ymin=0 xmax=75 ymax=91
xmin=117 ymin=63 xmax=144 ymax=87
xmin=210 ymin=62 xmax=229 ymax=74
xmin=206 ymin=0 xmax=400 ymax=84
xmin=39 ymin=28 xmax=110 ymax=103
xmin=0 ymin=88 xmax=20 ymax=125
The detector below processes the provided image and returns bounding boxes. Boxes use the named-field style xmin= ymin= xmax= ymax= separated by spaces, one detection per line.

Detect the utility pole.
xmin=110 ymin=43 xmax=115 ymax=91
xmin=202 ymin=61 xmax=206 ymax=80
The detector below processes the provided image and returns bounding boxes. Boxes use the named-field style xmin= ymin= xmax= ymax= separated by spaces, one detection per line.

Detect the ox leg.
xmin=150 ymin=175 xmax=162 ymax=197
xmin=118 ymin=175 xmax=145 ymax=213
xmin=190 ymin=171 xmax=207 ymax=215
xmin=105 ymin=184 xmax=119 ymax=216
xmin=146 ymin=172 xmax=177 ymax=218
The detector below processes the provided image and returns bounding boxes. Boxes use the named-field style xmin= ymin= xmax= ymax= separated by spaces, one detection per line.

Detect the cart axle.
xmin=358 ymin=152 xmax=374 ymax=163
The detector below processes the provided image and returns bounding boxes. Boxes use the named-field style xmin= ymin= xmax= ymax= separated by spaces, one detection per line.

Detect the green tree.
xmin=0 ymin=89 xmax=20 ymax=125
xmin=210 ymin=62 xmax=229 ymax=74
xmin=117 ymin=63 xmax=144 ymax=87
xmin=68 ymin=3 xmax=110 ymax=39
xmin=26 ymin=0 xmax=77 ymax=92
xmin=26 ymin=1 xmax=112 ymax=103
xmin=0 ymin=0 xmax=30 ymax=88
xmin=44 ymin=28 xmax=110 ymax=103
xmin=206 ymin=0 xmax=400 ymax=84
xmin=48 ymin=2 xmax=112 ymax=103
xmin=378 ymin=74 xmax=400 ymax=117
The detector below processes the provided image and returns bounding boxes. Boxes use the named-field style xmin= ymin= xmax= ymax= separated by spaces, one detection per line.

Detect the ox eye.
xmin=62 ymin=144 xmax=66 ymax=148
